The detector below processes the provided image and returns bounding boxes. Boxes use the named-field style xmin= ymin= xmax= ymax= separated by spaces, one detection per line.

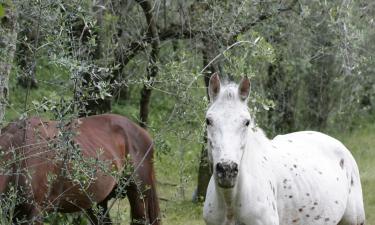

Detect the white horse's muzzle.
xmin=215 ymin=161 xmax=238 ymax=188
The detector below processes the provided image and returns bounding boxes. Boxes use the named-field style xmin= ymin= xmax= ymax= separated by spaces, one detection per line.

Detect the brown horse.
xmin=0 ymin=114 xmax=160 ymax=225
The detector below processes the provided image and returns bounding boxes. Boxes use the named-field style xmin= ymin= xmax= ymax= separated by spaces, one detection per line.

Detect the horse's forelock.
xmin=220 ymin=83 xmax=239 ymax=101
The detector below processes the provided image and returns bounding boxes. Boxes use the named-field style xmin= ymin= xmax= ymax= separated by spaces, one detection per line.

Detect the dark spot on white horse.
xmin=263 ymin=156 xmax=268 ymax=161
xmin=269 ymin=182 xmax=275 ymax=195
xmin=289 ymin=195 xmax=293 ymax=198
xmin=298 ymin=208 xmax=303 ymax=212
xmin=283 ymin=179 xmax=288 ymax=184
xmin=283 ymin=185 xmax=287 ymax=189
xmin=318 ymin=171 xmax=323 ymax=175
xmin=272 ymin=202 xmax=276 ymax=211
xmin=310 ymin=206 xmax=315 ymax=210
xmin=313 ymin=202 xmax=318 ymax=205
xmin=306 ymin=214 xmax=310 ymax=218
xmin=351 ymin=177 xmax=354 ymax=186
xmin=283 ymin=164 xmax=287 ymax=167
xmin=293 ymin=164 xmax=297 ymax=168
xmin=324 ymin=218 xmax=330 ymax=222
xmin=340 ymin=159 xmax=344 ymax=169
xmin=335 ymin=200 xmax=339 ymax=204
xmin=288 ymin=185 xmax=292 ymax=190
xmin=292 ymin=218 xmax=299 ymax=223
xmin=314 ymin=215 xmax=321 ymax=220
xmin=209 ymin=210 xmax=212 ymax=213
xmin=272 ymin=145 xmax=277 ymax=149
xmin=336 ymin=177 xmax=339 ymax=181
xmin=288 ymin=139 xmax=293 ymax=143
xmin=306 ymin=193 xmax=310 ymax=196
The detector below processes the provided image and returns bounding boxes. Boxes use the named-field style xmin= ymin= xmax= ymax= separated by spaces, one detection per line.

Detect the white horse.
xmin=203 ymin=73 xmax=365 ymax=225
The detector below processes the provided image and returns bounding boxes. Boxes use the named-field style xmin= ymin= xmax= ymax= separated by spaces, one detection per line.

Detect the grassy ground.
xmin=335 ymin=124 xmax=375 ymax=225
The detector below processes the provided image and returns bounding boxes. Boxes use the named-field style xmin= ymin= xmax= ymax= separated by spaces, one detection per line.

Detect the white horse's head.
xmin=206 ymin=73 xmax=251 ymax=189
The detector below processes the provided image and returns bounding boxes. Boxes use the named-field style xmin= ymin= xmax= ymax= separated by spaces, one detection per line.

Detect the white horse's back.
xmin=271 ymin=131 xmax=365 ymax=225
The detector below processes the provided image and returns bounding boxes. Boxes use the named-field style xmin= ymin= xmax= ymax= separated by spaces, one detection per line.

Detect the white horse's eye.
xmin=244 ymin=119 xmax=250 ymax=127
xmin=206 ymin=118 xmax=213 ymax=126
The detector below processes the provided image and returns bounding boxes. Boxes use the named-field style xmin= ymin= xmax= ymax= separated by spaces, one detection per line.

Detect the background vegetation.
xmin=0 ymin=0 xmax=374 ymax=224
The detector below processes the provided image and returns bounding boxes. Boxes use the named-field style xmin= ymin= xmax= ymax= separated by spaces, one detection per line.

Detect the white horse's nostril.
xmin=216 ymin=162 xmax=239 ymax=177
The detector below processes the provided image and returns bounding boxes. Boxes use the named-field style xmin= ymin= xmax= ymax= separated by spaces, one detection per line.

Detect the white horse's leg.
xmin=338 ymin=181 xmax=365 ymax=225
xmin=338 ymin=154 xmax=365 ymax=225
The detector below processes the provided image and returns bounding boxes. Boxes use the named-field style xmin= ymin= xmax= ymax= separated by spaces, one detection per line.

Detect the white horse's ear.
xmin=238 ymin=76 xmax=251 ymax=101
xmin=208 ymin=72 xmax=221 ymax=101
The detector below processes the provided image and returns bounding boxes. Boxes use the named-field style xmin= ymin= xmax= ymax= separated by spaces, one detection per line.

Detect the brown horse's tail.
xmin=147 ymin=168 xmax=160 ymax=225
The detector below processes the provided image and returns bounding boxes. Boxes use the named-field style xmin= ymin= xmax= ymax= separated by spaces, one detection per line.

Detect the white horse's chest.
xmin=204 ymin=169 xmax=280 ymax=225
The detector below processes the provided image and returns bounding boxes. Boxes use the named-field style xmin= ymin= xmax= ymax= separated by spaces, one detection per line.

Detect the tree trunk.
xmin=79 ymin=0 xmax=112 ymax=116
xmin=266 ymin=55 xmax=295 ymax=135
xmin=195 ymin=37 xmax=220 ymax=202
xmin=136 ymin=0 xmax=160 ymax=128
xmin=15 ymin=19 xmax=38 ymax=89
xmin=0 ymin=2 xmax=18 ymax=128
xmin=306 ymin=20 xmax=336 ymax=130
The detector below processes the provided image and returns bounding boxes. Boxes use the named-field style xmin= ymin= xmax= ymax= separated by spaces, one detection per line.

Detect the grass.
xmin=334 ymin=124 xmax=375 ymax=225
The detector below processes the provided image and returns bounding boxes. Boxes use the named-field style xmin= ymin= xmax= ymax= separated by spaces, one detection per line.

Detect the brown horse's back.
xmin=0 ymin=114 xmax=160 ymax=224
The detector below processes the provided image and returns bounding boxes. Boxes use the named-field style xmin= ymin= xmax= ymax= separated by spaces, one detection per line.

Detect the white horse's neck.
xmin=214 ymin=127 xmax=274 ymax=222
xmin=239 ymin=126 xmax=273 ymax=172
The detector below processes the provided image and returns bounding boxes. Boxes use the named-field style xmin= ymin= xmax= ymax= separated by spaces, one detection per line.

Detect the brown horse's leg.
xmin=86 ymin=207 xmax=99 ymax=225
xmin=99 ymin=199 xmax=112 ymax=225
xmin=126 ymin=182 xmax=148 ymax=225
xmin=86 ymin=199 xmax=112 ymax=225
xmin=14 ymin=206 xmax=43 ymax=225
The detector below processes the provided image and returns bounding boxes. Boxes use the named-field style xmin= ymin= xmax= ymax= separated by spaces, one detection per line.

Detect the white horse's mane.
xmin=220 ymin=82 xmax=238 ymax=101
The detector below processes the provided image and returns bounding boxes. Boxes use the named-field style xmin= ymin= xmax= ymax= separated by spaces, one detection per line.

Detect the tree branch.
xmin=118 ymin=0 xmax=299 ymax=70
xmin=230 ymin=0 xmax=299 ymax=43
